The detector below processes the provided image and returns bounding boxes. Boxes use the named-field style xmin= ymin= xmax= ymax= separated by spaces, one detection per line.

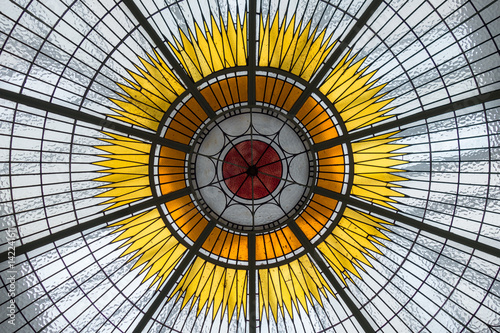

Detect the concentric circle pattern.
xmin=151 ymin=72 xmax=350 ymax=269
xmin=189 ymin=106 xmax=318 ymax=232
xmin=2 ymin=1 xmax=500 ymax=332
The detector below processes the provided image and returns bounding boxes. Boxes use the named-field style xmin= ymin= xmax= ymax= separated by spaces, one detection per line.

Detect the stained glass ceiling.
xmin=0 ymin=0 xmax=499 ymax=332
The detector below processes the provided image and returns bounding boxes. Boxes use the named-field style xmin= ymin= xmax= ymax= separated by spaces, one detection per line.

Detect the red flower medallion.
xmin=223 ymin=140 xmax=282 ymax=199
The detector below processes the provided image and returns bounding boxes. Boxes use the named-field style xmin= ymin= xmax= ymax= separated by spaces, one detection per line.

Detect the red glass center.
xmin=223 ymin=140 xmax=282 ymax=199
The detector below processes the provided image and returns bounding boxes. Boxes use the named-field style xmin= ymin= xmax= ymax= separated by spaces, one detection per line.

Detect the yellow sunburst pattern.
xmin=169 ymin=13 xmax=247 ymax=81
xmin=317 ymin=208 xmax=391 ymax=285
xmin=109 ymin=208 xmax=187 ymax=288
xmin=93 ymin=11 xmax=408 ymax=325
xmin=319 ymin=51 xmax=394 ymax=132
xmin=94 ymin=132 xmax=151 ymax=210
xmin=351 ymin=132 xmax=407 ymax=209
xmin=109 ymin=51 xmax=185 ymax=131
xmin=259 ymin=14 xmax=336 ymax=81
xmin=170 ymin=258 xmax=247 ymax=320
xmin=259 ymin=256 xmax=333 ymax=321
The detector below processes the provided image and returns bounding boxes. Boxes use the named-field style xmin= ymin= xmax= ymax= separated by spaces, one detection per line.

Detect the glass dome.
xmin=0 ymin=0 xmax=499 ymax=332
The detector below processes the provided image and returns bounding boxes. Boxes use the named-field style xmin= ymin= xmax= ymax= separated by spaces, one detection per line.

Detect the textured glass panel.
xmin=0 ymin=101 xmax=152 ymax=251
xmin=0 ymin=211 xmax=183 ymax=333
xmin=347 ymin=0 xmax=500 ymax=122
xmin=0 ymin=0 xmax=186 ymax=129
xmin=1 ymin=1 xmax=499 ymax=332
xmin=330 ymin=211 xmax=500 ymax=332
xmin=385 ymin=100 xmax=500 ymax=248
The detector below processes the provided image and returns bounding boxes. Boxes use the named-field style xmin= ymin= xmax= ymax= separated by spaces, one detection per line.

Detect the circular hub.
xmin=246 ymin=165 xmax=258 ymax=177
xmin=152 ymin=72 xmax=350 ymax=267
xmin=222 ymin=140 xmax=282 ymax=200
xmin=190 ymin=108 xmax=315 ymax=231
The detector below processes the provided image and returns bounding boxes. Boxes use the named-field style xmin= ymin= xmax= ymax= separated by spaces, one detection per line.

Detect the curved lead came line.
xmin=0 ymin=187 xmax=192 ymax=260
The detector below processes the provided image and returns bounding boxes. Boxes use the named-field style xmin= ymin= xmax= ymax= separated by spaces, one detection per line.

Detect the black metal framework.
xmin=121 ymin=0 xmax=217 ymax=120
xmin=248 ymin=0 xmax=257 ymax=105
xmin=1 ymin=0 xmax=500 ymax=332
xmin=0 ymin=88 xmax=190 ymax=153
xmin=287 ymin=0 xmax=385 ymax=118
xmin=287 ymin=220 xmax=376 ymax=333
xmin=0 ymin=187 xmax=190 ymax=258
xmin=186 ymin=107 xmax=316 ymax=233
xmin=131 ymin=219 xmax=218 ymax=333
xmin=314 ymin=187 xmax=500 ymax=258
xmin=313 ymin=89 xmax=500 ymax=152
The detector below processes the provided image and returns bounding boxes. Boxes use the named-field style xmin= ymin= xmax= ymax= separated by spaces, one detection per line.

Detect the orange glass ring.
xmin=151 ymin=71 xmax=351 ymax=268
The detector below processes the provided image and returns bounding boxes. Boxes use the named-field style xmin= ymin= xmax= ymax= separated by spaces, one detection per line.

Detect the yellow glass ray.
xmin=110 ymin=51 xmax=185 ymax=131
xmin=319 ymin=53 xmax=396 ymax=132
xmin=258 ymin=255 xmax=332 ymax=321
xmin=169 ymin=13 xmax=247 ymax=81
xmin=259 ymin=14 xmax=336 ymax=81
xmin=170 ymin=257 xmax=248 ymax=321
xmin=316 ymin=207 xmax=392 ymax=284
xmin=351 ymin=132 xmax=408 ymax=209
xmin=109 ymin=209 xmax=187 ymax=289
xmin=93 ymin=133 xmax=151 ymax=210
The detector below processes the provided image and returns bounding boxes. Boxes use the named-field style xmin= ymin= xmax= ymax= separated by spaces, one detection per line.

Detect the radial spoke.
xmin=248 ymin=232 xmax=257 ymax=332
xmin=313 ymin=89 xmax=500 ymax=152
xmin=248 ymin=0 xmax=257 ymax=105
xmin=254 ymin=167 xmax=309 ymax=189
xmin=195 ymin=151 xmax=248 ymax=169
xmin=287 ymin=0 xmax=385 ymax=118
xmin=0 ymin=187 xmax=191 ymax=260
xmin=121 ymin=0 xmax=216 ymax=119
xmin=132 ymin=215 xmax=218 ymax=333
xmin=252 ymin=125 xmax=287 ymax=167
xmin=286 ymin=220 xmax=376 ymax=333
xmin=196 ymin=169 xmax=247 ymax=192
xmin=0 ymin=88 xmax=190 ymax=153
xmin=314 ymin=186 xmax=500 ymax=258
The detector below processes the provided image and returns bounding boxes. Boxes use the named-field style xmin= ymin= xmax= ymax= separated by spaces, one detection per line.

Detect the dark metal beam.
xmin=287 ymin=220 xmax=376 ymax=333
xmin=132 ymin=220 xmax=217 ymax=333
xmin=247 ymin=8 xmax=257 ymax=331
xmin=121 ymin=0 xmax=216 ymax=119
xmin=287 ymin=0 xmax=385 ymax=118
xmin=248 ymin=233 xmax=257 ymax=332
xmin=313 ymin=89 xmax=500 ymax=152
xmin=248 ymin=0 xmax=257 ymax=104
xmin=314 ymin=187 xmax=500 ymax=258
xmin=0 ymin=88 xmax=190 ymax=153
xmin=0 ymin=188 xmax=190 ymax=260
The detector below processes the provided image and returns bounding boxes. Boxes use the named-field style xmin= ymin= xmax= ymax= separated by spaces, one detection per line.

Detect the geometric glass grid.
xmin=0 ymin=0 xmax=499 ymax=332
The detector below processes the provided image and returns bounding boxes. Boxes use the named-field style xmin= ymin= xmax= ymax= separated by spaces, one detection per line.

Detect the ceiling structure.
xmin=0 ymin=0 xmax=499 ymax=332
